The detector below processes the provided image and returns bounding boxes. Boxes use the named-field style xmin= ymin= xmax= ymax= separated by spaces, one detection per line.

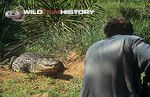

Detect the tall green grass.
xmin=25 ymin=1 xmax=150 ymax=58
xmin=1 ymin=0 xmax=150 ymax=60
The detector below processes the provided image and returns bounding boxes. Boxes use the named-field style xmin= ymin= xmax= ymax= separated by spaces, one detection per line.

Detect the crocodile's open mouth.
xmin=39 ymin=65 xmax=58 ymax=72
xmin=33 ymin=61 xmax=60 ymax=73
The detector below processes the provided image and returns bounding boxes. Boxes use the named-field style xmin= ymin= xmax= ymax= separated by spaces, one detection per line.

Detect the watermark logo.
xmin=5 ymin=6 xmax=25 ymax=21
xmin=5 ymin=6 xmax=95 ymax=21
xmin=23 ymin=10 xmax=43 ymax=14
xmin=43 ymin=10 xmax=95 ymax=14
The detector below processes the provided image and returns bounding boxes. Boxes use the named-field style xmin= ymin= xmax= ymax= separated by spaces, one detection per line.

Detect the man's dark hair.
xmin=104 ymin=17 xmax=133 ymax=37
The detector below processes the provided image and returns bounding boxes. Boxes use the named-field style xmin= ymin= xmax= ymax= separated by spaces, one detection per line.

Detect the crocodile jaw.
xmin=32 ymin=63 xmax=59 ymax=73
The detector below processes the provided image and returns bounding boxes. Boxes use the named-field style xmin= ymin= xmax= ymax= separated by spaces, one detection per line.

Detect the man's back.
xmin=80 ymin=35 xmax=150 ymax=97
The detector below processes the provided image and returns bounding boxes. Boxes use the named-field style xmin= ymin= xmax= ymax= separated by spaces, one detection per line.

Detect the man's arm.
xmin=132 ymin=38 xmax=150 ymax=78
xmin=132 ymin=37 xmax=150 ymax=97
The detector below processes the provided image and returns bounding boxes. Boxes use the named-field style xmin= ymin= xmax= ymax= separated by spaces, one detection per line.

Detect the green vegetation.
xmin=1 ymin=0 xmax=150 ymax=97
xmin=1 ymin=0 xmax=150 ymax=62
xmin=0 ymin=74 xmax=82 ymax=97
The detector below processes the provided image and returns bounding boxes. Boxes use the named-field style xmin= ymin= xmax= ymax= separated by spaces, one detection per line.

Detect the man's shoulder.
xmin=85 ymin=40 xmax=104 ymax=56
xmin=112 ymin=35 xmax=141 ymax=40
xmin=122 ymin=35 xmax=141 ymax=40
xmin=111 ymin=35 xmax=143 ymax=44
xmin=87 ymin=35 xmax=142 ymax=53
xmin=91 ymin=35 xmax=141 ymax=46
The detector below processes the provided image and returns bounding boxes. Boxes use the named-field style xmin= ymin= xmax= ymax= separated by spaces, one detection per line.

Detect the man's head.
xmin=104 ymin=17 xmax=133 ymax=37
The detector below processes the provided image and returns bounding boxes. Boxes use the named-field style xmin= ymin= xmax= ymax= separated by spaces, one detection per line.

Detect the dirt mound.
xmin=63 ymin=51 xmax=84 ymax=78
xmin=64 ymin=58 xmax=84 ymax=78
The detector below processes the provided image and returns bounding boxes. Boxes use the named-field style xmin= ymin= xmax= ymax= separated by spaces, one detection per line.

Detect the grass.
xmin=23 ymin=1 xmax=150 ymax=57
xmin=0 ymin=73 xmax=82 ymax=97
xmin=1 ymin=0 xmax=150 ymax=97
xmin=1 ymin=0 xmax=150 ymax=60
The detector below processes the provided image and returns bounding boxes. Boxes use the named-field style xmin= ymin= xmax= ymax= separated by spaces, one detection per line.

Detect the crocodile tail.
xmin=9 ymin=56 xmax=17 ymax=70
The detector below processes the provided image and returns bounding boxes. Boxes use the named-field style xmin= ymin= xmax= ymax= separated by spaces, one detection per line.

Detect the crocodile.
xmin=9 ymin=52 xmax=64 ymax=74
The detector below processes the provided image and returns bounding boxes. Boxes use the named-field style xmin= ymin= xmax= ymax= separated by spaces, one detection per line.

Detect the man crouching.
xmin=80 ymin=17 xmax=150 ymax=97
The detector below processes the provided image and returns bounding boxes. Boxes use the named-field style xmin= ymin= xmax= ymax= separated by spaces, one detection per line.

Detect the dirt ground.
xmin=0 ymin=51 xmax=84 ymax=81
